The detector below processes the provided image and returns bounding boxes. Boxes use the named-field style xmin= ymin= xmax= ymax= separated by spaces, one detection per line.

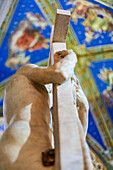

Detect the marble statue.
xmin=0 ymin=50 xmax=91 ymax=170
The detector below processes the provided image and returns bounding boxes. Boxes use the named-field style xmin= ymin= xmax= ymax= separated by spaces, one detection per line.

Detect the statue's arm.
xmin=0 ymin=120 xmax=30 ymax=166
xmin=0 ymin=104 xmax=31 ymax=166
xmin=17 ymin=50 xmax=77 ymax=85
xmin=71 ymin=75 xmax=89 ymax=137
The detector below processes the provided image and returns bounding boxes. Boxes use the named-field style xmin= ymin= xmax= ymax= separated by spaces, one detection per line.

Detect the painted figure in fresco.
xmin=26 ymin=12 xmax=47 ymax=29
xmin=6 ymin=13 xmax=49 ymax=69
xmin=0 ymin=50 xmax=90 ymax=169
xmin=82 ymin=7 xmax=113 ymax=42
xmin=98 ymin=67 xmax=113 ymax=107
xmin=67 ymin=0 xmax=113 ymax=42
xmin=67 ymin=0 xmax=98 ymax=21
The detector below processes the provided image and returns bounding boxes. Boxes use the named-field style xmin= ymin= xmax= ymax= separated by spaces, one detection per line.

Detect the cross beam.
xmin=49 ymin=9 xmax=84 ymax=170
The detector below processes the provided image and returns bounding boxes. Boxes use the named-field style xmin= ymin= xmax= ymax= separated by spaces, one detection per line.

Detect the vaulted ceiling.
xmin=0 ymin=0 xmax=113 ymax=169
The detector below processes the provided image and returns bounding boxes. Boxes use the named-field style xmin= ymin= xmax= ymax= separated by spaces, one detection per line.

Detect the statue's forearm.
xmin=0 ymin=120 xmax=30 ymax=164
xmin=16 ymin=50 xmax=76 ymax=85
xmin=77 ymin=105 xmax=88 ymax=137
xmin=71 ymin=74 xmax=89 ymax=137
xmin=27 ymin=66 xmax=65 ymax=85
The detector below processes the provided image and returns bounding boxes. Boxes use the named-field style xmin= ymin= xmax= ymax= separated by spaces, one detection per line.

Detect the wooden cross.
xmin=49 ymin=9 xmax=84 ymax=170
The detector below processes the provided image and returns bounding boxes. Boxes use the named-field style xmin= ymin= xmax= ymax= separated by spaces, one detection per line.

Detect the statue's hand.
xmin=71 ymin=75 xmax=89 ymax=136
xmin=53 ymin=50 xmax=77 ymax=84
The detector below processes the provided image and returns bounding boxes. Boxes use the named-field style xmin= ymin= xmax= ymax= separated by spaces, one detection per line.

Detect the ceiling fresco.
xmin=0 ymin=0 xmax=113 ymax=169
xmin=59 ymin=0 xmax=113 ymax=53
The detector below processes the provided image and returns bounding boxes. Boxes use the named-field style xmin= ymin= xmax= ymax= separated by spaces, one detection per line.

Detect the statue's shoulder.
xmin=6 ymin=73 xmax=28 ymax=92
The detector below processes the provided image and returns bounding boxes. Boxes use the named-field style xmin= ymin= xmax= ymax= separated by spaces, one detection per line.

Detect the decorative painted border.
xmin=75 ymin=52 xmax=113 ymax=164
xmin=95 ymin=0 xmax=113 ymax=8
xmin=87 ymin=134 xmax=112 ymax=169
xmin=0 ymin=0 xmax=19 ymax=46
